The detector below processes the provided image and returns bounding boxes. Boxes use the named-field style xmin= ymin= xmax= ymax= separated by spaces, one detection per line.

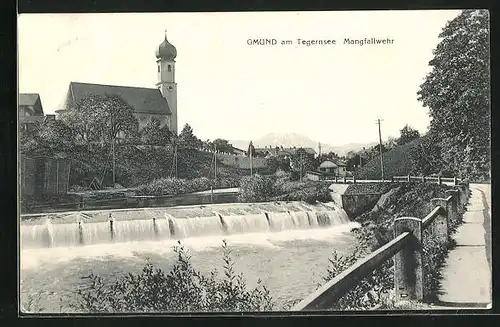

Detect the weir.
xmin=20 ymin=203 xmax=352 ymax=249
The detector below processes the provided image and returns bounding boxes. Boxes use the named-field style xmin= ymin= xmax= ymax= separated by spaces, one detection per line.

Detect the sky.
xmin=18 ymin=10 xmax=461 ymax=146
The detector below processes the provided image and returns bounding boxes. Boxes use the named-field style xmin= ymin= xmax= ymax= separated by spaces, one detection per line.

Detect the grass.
xmin=355 ymin=138 xmax=422 ymax=180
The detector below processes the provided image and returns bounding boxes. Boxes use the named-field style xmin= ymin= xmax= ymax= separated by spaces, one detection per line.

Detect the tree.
xmin=178 ymin=123 xmax=202 ymax=149
xmin=397 ymin=125 xmax=420 ymax=146
xmin=213 ymin=138 xmax=234 ymax=154
xmin=290 ymin=148 xmax=317 ymax=177
xmin=20 ymin=119 xmax=75 ymax=158
xmin=417 ymin=9 xmax=490 ymax=179
xmin=247 ymin=141 xmax=256 ymax=157
xmin=317 ymin=151 xmax=339 ymax=164
xmin=140 ymin=117 xmax=172 ymax=146
xmin=61 ymin=93 xmax=139 ymax=146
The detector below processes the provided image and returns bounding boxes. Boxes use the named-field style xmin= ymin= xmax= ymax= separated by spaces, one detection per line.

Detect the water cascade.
xmin=20 ymin=206 xmax=352 ymax=249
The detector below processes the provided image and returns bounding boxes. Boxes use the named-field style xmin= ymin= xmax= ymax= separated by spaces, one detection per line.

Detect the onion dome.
xmin=155 ymin=30 xmax=177 ymax=60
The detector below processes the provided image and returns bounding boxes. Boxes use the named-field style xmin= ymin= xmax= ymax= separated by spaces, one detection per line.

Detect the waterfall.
xmin=288 ymin=211 xmax=312 ymax=228
xmin=21 ymin=219 xmax=53 ymax=248
xmin=171 ymin=215 xmax=224 ymax=238
xmin=112 ymin=219 xmax=169 ymax=242
xmin=267 ymin=212 xmax=296 ymax=232
xmin=20 ymin=205 xmax=353 ymax=248
xmin=222 ymin=214 xmax=270 ymax=234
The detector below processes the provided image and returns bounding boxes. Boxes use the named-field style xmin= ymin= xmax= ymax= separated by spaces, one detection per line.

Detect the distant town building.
xmin=19 ymin=93 xmax=44 ymax=132
xmin=318 ymin=160 xmax=347 ymax=177
xmin=56 ymin=30 xmax=178 ymax=135
xmin=305 ymin=159 xmax=347 ymax=181
xmin=254 ymin=146 xmax=317 ymax=158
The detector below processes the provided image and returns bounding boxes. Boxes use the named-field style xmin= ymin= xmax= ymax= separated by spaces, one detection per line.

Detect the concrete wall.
xmin=341 ymin=193 xmax=382 ymax=218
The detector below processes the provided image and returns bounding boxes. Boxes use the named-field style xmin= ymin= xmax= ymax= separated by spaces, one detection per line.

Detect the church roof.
xmin=60 ymin=82 xmax=172 ymax=115
xmin=19 ymin=93 xmax=44 ymax=115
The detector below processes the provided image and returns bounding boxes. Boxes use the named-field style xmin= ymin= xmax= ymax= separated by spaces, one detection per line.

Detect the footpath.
xmin=436 ymin=183 xmax=491 ymax=308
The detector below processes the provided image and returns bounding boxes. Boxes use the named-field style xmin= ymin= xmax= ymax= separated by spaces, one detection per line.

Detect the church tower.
xmin=156 ymin=30 xmax=178 ymax=135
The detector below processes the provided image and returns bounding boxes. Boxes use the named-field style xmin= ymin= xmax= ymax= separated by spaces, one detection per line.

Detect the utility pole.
xmin=300 ymin=151 xmax=303 ymax=182
xmin=112 ymin=134 xmax=116 ymax=186
xmin=174 ymin=144 xmax=178 ymax=178
xmin=214 ymin=142 xmax=217 ymax=180
xmin=250 ymin=144 xmax=253 ymax=177
xmin=376 ymin=118 xmax=385 ymax=181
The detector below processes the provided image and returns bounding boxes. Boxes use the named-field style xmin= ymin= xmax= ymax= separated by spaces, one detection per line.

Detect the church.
xmin=56 ymin=31 xmax=178 ymax=135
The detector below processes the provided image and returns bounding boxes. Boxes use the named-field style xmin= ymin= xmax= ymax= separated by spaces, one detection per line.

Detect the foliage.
xmin=135 ymin=176 xmax=240 ymax=196
xmin=178 ymin=124 xmax=202 ymax=149
xmin=19 ymin=119 xmax=76 ymax=158
xmin=266 ymin=156 xmax=291 ymax=173
xmin=71 ymin=240 xmax=274 ymax=312
xmin=213 ymin=138 xmax=234 ymax=154
xmin=397 ymin=125 xmax=421 ymax=146
xmin=355 ymin=138 xmax=423 ymax=180
xmin=238 ymin=175 xmax=278 ymax=202
xmin=247 ymin=141 xmax=256 ymax=157
xmin=290 ymin=148 xmax=318 ymax=178
xmin=61 ymin=93 xmax=139 ymax=144
xmin=417 ymin=9 xmax=490 ymax=181
xmin=316 ymin=151 xmax=339 ymax=163
xmin=238 ymin=172 xmax=331 ymax=204
xmin=140 ymin=117 xmax=172 ymax=146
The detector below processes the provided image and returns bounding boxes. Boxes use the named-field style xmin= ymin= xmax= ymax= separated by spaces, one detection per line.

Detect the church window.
xmin=168 ymin=65 xmax=172 ymax=72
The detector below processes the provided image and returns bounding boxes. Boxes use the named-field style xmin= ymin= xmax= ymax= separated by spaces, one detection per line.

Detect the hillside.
xmin=354 ymin=138 xmax=422 ymax=179
xmin=230 ymin=133 xmax=377 ymax=156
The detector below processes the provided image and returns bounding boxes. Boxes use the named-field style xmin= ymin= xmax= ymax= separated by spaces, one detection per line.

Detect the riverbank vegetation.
xmin=238 ymin=171 xmax=331 ymax=204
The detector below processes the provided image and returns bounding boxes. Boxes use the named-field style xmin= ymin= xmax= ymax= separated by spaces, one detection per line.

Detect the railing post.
xmin=453 ymin=176 xmax=458 ymax=185
xmin=421 ymin=176 xmax=425 ymax=183
xmin=394 ymin=217 xmax=423 ymax=302
xmin=445 ymin=189 xmax=459 ymax=225
xmin=343 ymin=176 xmax=346 ymax=184
xmin=430 ymin=199 xmax=450 ymax=243
xmin=353 ymin=175 xmax=356 ymax=184
xmin=391 ymin=176 xmax=395 ymax=183
xmin=437 ymin=176 xmax=442 ymax=185
xmin=335 ymin=176 xmax=338 ymax=183
xmin=407 ymin=175 xmax=411 ymax=182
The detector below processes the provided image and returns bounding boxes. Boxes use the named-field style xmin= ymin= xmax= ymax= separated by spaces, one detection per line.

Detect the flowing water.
xmin=20 ymin=202 xmax=358 ymax=312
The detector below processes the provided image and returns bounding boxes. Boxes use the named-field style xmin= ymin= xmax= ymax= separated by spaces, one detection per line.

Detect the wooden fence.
xmin=292 ymin=180 xmax=469 ymax=310
xmin=326 ymin=175 xmax=460 ymax=185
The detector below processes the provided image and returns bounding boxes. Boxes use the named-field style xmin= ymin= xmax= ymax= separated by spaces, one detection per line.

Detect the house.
xmin=318 ymin=160 xmax=347 ymax=177
xmin=19 ymin=93 xmax=45 ymax=132
xmin=231 ymin=147 xmax=246 ymax=155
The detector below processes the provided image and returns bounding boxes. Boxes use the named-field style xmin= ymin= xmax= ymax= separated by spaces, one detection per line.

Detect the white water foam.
xmin=20 ymin=221 xmax=360 ymax=271
xmin=222 ymin=214 xmax=271 ymax=234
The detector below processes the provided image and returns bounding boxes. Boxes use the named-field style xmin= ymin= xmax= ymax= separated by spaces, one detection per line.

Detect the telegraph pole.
xmin=250 ymin=144 xmax=253 ymax=177
xmin=174 ymin=144 xmax=178 ymax=179
xmin=214 ymin=143 xmax=217 ymax=180
xmin=112 ymin=134 xmax=116 ymax=186
xmin=376 ymin=119 xmax=385 ymax=181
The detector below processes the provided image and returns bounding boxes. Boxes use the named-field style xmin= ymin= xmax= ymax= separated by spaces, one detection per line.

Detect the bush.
xmin=238 ymin=175 xmax=278 ymax=202
xmin=135 ymin=177 xmax=240 ymax=196
xmin=71 ymin=240 xmax=274 ymax=313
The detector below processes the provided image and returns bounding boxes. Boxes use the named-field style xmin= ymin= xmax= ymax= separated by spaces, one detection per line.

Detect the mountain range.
xmin=230 ymin=133 xmax=377 ymax=156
